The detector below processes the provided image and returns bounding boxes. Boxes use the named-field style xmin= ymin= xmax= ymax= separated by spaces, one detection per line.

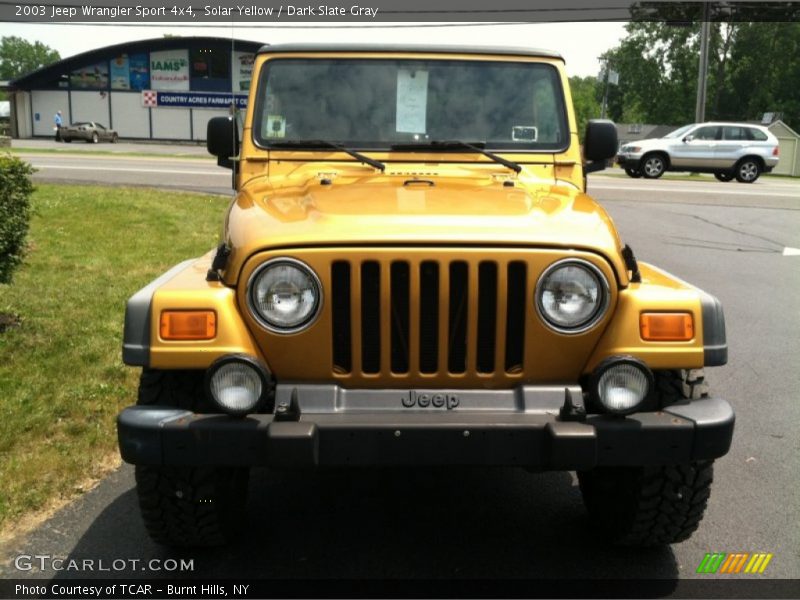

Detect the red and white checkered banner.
xmin=141 ymin=90 xmax=157 ymax=107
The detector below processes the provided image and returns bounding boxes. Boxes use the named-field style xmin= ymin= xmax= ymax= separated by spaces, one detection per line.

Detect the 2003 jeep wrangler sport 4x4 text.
xmin=118 ymin=44 xmax=733 ymax=548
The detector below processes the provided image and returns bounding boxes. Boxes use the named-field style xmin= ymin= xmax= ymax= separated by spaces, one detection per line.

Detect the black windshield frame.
xmin=252 ymin=57 xmax=571 ymax=154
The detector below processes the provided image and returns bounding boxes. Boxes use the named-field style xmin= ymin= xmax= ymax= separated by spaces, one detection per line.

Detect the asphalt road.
xmin=26 ymin=154 xmax=232 ymax=196
xmin=2 ymin=154 xmax=799 ymax=588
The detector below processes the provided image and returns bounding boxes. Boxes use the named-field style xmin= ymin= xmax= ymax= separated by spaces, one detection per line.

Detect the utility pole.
xmin=694 ymin=2 xmax=711 ymax=122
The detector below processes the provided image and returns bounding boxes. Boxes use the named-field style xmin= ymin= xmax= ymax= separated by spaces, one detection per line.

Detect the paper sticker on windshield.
xmin=265 ymin=114 xmax=285 ymax=138
xmin=512 ymin=126 xmax=538 ymax=142
xmin=396 ymin=69 xmax=428 ymax=134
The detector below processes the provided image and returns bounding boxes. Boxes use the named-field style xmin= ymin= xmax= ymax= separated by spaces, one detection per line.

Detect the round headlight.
xmin=591 ymin=357 xmax=653 ymax=415
xmin=536 ymin=259 xmax=609 ymax=333
xmin=248 ymin=258 xmax=321 ymax=333
xmin=206 ymin=356 xmax=268 ymax=416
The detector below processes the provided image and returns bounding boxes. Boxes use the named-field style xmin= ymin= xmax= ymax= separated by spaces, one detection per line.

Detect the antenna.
xmin=230 ymin=18 xmax=237 ymax=191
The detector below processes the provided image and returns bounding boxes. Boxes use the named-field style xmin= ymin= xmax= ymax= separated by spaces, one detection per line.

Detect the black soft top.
xmin=257 ymin=43 xmax=564 ymax=61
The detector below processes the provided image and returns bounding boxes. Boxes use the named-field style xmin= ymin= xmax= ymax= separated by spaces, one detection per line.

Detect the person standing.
xmin=54 ymin=110 xmax=63 ymax=141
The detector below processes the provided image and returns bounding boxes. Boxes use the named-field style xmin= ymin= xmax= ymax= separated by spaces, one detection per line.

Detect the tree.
xmin=568 ymin=75 xmax=601 ymax=140
xmin=720 ymin=23 xmax=800 ymax=128
xmin=600 ymin=22 xmax=800 ymax=130
xmin=600 ymin=22 xmax=703 ymax=125
xmin=0 ymin=36 xmax=60 ymax=81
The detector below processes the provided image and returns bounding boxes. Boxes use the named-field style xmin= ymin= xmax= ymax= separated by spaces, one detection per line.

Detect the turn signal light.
xmin=160 ymin=310 xmax=216 ymax=340
xmin=640 ymin=312 xmax=694 ymax=341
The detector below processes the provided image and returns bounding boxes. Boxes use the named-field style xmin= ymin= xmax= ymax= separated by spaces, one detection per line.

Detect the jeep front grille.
xmin=330 ymin=259 xmax=527 ymax=376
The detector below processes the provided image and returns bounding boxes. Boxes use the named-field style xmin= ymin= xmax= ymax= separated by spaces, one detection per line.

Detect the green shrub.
xmin=0 ymin=154 xmax=34 ymax=284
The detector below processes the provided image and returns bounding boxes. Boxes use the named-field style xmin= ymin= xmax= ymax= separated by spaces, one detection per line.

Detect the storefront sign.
xmin=110 ymin=55 xmax=130 ymax=90
xmin=150 ymin=49 xmax=190 ymax=91
xmin=128 ymin=54 xmax=150 ymax=90
xmin=232 ymin=52 xmax=255 ymax=92
xmin=142 ymin=90 xmax=248 ymax=109
xmin=70 ymin=61 xmax=109 ymax=90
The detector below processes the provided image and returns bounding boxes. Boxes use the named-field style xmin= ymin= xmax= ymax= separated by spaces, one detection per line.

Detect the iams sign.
xmin=151 ymin=60 xmax=187 ymax=71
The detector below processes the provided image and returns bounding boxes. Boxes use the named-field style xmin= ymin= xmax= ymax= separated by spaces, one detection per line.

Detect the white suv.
xmin=617 ymin=122 xmax=780 ymax=183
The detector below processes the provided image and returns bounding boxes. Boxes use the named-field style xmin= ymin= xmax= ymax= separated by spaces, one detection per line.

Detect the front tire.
xmin=625 ymin=167 xmax=643 ymax=178
xmin=735 ymin=158 xmax=761 ymax=183
xmin=91 ymin=132 xmax=99 ymax=144
xmin=641 ymin=154 xmax=667 ymax=179
xmin=134 ymin=369 xmax=249 ymax=547
xmin=578 ymin=461 xmax=714 ymax=547
xmin=578 ymin=369 xmax=714 ymax=546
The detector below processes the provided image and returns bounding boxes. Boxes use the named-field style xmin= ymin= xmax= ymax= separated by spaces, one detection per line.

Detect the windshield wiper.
xmin=268 ymin=139 xmax=385 ymax=172
xmin=390 ymin=140 xmax=522 ymax=173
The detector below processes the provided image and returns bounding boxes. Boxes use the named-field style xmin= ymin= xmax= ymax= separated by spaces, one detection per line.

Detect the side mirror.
xmin=207 ymin=116 xmax=239 ymax=169
xmin=683 ymin=135 xmax=694 ymax=142
xmin=584 ymin=119 xmax=618 ymax=174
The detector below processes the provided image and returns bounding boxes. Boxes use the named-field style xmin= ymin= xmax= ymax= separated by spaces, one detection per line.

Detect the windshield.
xmin=663 ymin=124 xmax=695 ymax=139
xmin=254 ymin=58 xmax=569 ymax=151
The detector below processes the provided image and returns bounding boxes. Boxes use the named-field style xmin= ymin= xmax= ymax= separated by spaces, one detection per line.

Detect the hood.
xmin=222 ymin=170 xmax=628 ymax=286
xmin=623 ymin=137 xmax=668 ymax=150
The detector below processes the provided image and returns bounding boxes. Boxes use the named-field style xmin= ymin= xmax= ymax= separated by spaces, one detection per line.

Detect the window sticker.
xmin=512 ymin=126 xmax=538 ymax=142
xmin=396 ymin=69 xmax=428 ymax=134
xmin=265 ymin=115 xmax=286 ymax=138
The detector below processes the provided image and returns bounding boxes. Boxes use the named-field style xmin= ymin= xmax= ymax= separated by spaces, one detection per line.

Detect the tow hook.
xmin=558 ymin=388 xmax=586 ymax=422
xmin=275 ymin=387 xmax=302 ymax=422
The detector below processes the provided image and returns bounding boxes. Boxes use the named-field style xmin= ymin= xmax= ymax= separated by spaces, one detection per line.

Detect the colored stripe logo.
xmin=696 ymin=552 xmax=773 ymax=574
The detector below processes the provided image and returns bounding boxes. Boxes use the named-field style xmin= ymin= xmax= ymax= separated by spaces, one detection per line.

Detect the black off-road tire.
xmin=578 ymin=369 xmax=713 ymax=546
xmin=578 ymin=460 xmax=714 ymax=547
xmin=714 ymin=171 xmax=734 ymax=182
xmin=654 ymin=368 xmax=709 ymax=403
xmin=134 ymin=369 xmax=250 ymax=547
xmin=624 ymin=167 xmax=643 ymax=178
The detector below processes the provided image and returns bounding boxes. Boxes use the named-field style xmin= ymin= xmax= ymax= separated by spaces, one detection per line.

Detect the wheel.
xmin=578 ymin=369 xmax=713 ymax=546
xmin=735 ymin=158 xmax=761 ymax=183
xmin=578 ymin=461 xmax=714 ymax=547
xmin=624 ymin=167 xmax=643 ymax=178
xmin=91 ymin=132 xmax=99 ymax=143
xmin=63 ymin=137 xmax=72 ymax=143
xmin=134 ymin=369 xmax=250 ymax=547
xmin=641 ymin=154 xmax=667 ymax=179
xmin=714 ymin=171 xmax=734 ymax=182
xmin=111 ymin=133 xmax=118 ymax=143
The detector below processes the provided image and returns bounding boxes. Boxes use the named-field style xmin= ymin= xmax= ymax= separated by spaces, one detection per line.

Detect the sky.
xmin=0 ymin=22 xmax=627 ymax=78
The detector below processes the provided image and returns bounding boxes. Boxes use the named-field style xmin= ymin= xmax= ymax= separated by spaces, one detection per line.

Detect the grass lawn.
xmin=0 ymin=183 xmax=228 ymax=537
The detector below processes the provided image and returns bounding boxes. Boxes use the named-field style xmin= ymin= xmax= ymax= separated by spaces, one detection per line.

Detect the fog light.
xmin=205 ymin=356 xmax=269 ymax=417
xmin=591 ymin=357 xmax=653 ymax=415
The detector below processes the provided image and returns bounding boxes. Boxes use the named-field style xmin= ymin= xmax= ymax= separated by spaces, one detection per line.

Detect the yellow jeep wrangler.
xmin=118 ymin=44 xmax=733 ymax=548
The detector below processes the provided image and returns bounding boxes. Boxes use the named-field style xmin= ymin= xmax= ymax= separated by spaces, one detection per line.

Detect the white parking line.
xmin=32 ymin=164 xmax=227 ymax=176
xmin=588 ymin=182 xmax=799 ymax=198
xmin=784 ymin=247 xmax=800 ymax=256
